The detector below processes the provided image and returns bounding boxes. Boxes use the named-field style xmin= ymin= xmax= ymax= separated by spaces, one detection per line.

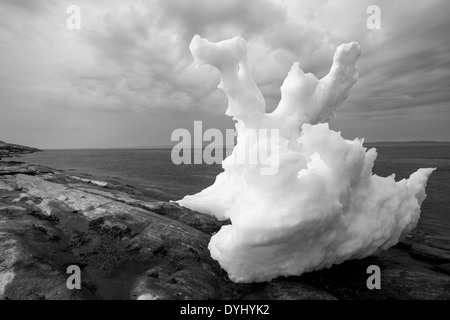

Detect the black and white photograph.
xmin=1 ymin=0 xmax=449 ymax=309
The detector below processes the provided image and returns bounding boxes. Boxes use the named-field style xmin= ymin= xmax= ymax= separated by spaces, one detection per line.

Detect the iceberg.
xmin=177 ymin=35 xmax=435 ymax=283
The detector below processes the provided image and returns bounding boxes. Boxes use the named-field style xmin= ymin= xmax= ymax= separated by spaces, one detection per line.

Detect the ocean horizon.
xmin=32 ymin=140 xmax=450 ymax=151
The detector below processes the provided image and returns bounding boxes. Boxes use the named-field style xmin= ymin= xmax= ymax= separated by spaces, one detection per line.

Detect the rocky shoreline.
xmin=1 ymin=142 xmax=449 ymax=300
xmin=0 ymin=141 xmax=41 ymax=159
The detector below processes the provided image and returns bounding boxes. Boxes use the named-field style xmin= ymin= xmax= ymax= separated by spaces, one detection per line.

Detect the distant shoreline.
xmin=26 ymin=141 xmax=450 ymax=151
xmin=364 ymin=141 xmax=450 ymax=147
xmin=3 ymin=140 xmax=450 ymax=152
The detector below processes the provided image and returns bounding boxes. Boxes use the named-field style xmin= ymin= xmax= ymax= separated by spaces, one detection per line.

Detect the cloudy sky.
xmin=0 ymin=0 xmax=449 ymax=149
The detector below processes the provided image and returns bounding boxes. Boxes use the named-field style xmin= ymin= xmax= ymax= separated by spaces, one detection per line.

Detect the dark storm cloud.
xmin=156 ymin=0 xmax=287 ymax=43
xmin=344 ymin=0 xmax=450 ymax=122
xmin=70 ymin=0 xmax=295 ymax=116
xmin=46 ymin=0 xmax=360 ymax=117
xmin=1 ymin=0 xmax=449 ymax=148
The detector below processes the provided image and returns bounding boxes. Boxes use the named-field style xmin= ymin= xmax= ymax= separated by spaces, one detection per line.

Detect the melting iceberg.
xmin=177 ymin=35 xmax=435 ymax=283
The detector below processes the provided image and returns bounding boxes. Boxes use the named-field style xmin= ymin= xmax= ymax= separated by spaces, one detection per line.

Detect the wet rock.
xmin=73 ymin=188 xmax=227 ymax=235
xmin=241 ymin=280 xmax=336 ymax=300
xmin=424 ymin=235 xmax=450 ymax=251
xmin=381 ymin=268 xmax=450 ymax=300
xmin=435 ymin=263 xmax=450 ymax=276
xmin=0 ymin=163 xmax=239 ymax=300
xmin=298 ymin=247 xmax=450 ymax=300
xmin=151 ymin=201 xmax=228 ymax=235
xmin=409 ymin=243 xmax=450 ymax=263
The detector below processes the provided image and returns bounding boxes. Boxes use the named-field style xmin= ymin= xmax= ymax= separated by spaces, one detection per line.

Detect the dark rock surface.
xmin=0 ymin=141 xmax=449 ymax=300
xmin=241 ymin=280 xmax=337 ymax=300
xmin=435 ymin=263 xmax=450 ymax=276
xmin=409 ymin=243 xmax=450 ymax=263
xmin=0 ymin=163 xmax=233 ymax=299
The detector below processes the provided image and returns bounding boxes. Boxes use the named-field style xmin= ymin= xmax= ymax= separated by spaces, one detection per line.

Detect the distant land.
xmin=364 ymin=141 xmax=450 ymax=147
xmin=2 ymin=140 xmax=450 ymax=151
xmin=112 ymin=141 xmax=450 ymax=149
xmin=0 ymin=140 xmax=41 ymax=158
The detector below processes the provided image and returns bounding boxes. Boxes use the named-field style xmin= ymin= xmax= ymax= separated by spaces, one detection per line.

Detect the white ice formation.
xmin=177 ymin=35 xmax=435 ymax=283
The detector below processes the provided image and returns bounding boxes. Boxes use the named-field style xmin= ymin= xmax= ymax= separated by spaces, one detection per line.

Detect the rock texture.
xmin=0 ymin=163 xmax=231 ymax=299
xmin=0 ymin=141 xmax=449 ymax=300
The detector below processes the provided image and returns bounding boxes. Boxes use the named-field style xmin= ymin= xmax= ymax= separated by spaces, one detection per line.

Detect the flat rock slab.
xmin=409 ymin=243 xmax=450 ymax=263
xmin=0 ymin=164 xmax=236 ymax=300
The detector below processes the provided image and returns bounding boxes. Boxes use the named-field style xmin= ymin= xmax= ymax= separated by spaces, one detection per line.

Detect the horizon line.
xmin=33 ymin=140 xmax=450 ymax=150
